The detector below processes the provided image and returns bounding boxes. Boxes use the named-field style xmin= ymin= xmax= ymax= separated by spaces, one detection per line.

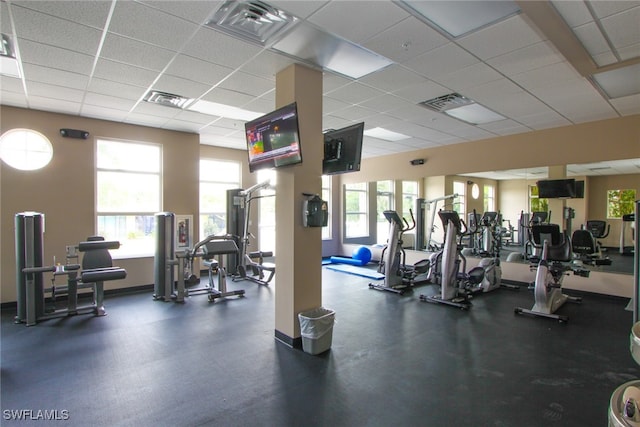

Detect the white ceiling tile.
xmin=241 ymin=51 xmax=297 ymax=80
xmin=26 ymin=81 xmax=84 ymax=102
xmin=322 ymin=72 xmax=352 ymax=94
xmin=589 ymin=1 xmax=639 ymax=19
xmin=242 ymin=97 xmax=274 ymax=115
xmin=322 ymin=115 xmax=354 ymax=131
xmin=109 ymin=1 xmax=199 ymax=51
xmin=160 ymin=120 xmax=202 ymax=133
xmin=610 ymin=93 xmax=640 ymax=116
xmin=218 ymin=72 xmax=275 ymax=97
xmin=358 ymin=94 xmax=414 ymax=113
xmin=125 ymin=112 xmax=171 ymax=127
xmin=165 ymin=54 xmax=233 ymax=86
xmin=0 ymin=77 xmax=25 ymax=93
xmin=19 ymin=40 xmax=94 ymax=75
xmin=358 ymin=65 xmax=428 ymax=92
xmin=28 ymin=96 xmax=81 ymax=115
xmin=600 ymin=6 xmax=640 ymax=52
xmin=200 ymin=125 xmax=234 ymax=137
xmin=486 ymin=41 xmax=564 ymax=77
xmin=153 ymin=75 xmax=210 ymax=99
xmin=87 ymin=78 xmax=147 ymax=101
xmin=93 ymin=59 xmax=159 ymax=88
xmin=573 ymin=22 xmax=613 ymax=58
xmin=81 ymin=105 xmax=129 ymax=122
xmin=392 ymin=80 xmax=450 ymax=103
xmin=22 ymin=63 xmax=89 ymax=90
xmin=593 ymin=51 xmax=620 ymax=66
xmin=479 ymin=119 xmax=531 ymax=135
xmin=550 ymin=1 xmax=593 ymax=27
xmin=14 ymin=1 xmax=112 ymax=29
xmin=83 ymin=93 xmax=137 ymax=111
xmin=323 ymin=97 xmax=351 ymax=114
xmin=269 ymin=1 xmax=329 ymax=19
xmin=11 ymin=6 xmax=102 ymax=55
xmin=201 ymin=87 xmax=256 ymax=107
xmin=137 ymin=0 xmax=223 ymax=24
xmin=404 ymin=43 xmax=479 ymax=80
xmin=457 ymin=15 xmax=545 ymax=60
xmin=330 ymin=105 xmax=376 ymax=122
xmin=363 ymin=17 xmax=449 ymax=64
xmin=617 ymin=43 xmax=640 ymax=61
xmin=101 ymin=34 xmax=177 ymax=72
xmin=435 ymin=62 xmax=503 ymax=92
xmin=511 ymin=61 xmax=582 ymax=91
xmin=184 ymin=27 xmax=262 ymax=69
xmin=307 ymin=1 xmax=409 ymax=44
xmin=0 ymin=92 xmax=28 ymax=107
xmin=325 ymin=82 xmax=384 ymax=104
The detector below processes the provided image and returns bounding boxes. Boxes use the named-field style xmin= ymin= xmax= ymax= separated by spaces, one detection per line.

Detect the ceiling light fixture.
xmin=272 ymin=22 xmax=393 ymax=79
xmin=419 ymin=93 xmax=505 ymax=125
xmin=399 ymin=0 xmax=520 ymax=38
xmin=0 ymin=33 xmax=21 ymax=78
xmin=363 ymin=127 xmax=410 ymax=142
xmin=206 ymin=0 xmax=298 ymax=46
xmin=187 ymin=100 xmax=263 ymax=121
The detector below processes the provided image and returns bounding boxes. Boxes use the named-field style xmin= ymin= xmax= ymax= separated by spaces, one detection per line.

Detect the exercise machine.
xmin=515 ymin=224 xmax=589 ymax=323
xmin=572 ymin=221 xmax=612 ymax=266
xmin=415 ymin=194 xmax=458 ymax=252
xmin=15 ymin=212 xmax=126 ymax=326
xmin=369 ymin=210 xmax=429 ymax=295
xmin=419 ymin=210 xmax=484 ymax=309
xmin=621 ymin=213 xmax=636 ymax=256
xmin=232 ymin=181 xmax=276 ymax=286
xmin=177 ymin=235 xmax=245 ymax=302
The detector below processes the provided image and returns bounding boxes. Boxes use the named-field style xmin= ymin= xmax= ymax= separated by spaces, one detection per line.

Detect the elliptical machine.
xmin=419 ymin=210 xmax=484 ymax=309
xmin=369 ymin=209 xmax=429 ymax=295
xmin=515 ymin=224 xmax=590 ymax=322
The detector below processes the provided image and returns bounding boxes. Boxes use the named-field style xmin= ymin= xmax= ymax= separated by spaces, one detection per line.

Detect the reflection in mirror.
xmin=455 ymin=158 xmax=640 ymax=275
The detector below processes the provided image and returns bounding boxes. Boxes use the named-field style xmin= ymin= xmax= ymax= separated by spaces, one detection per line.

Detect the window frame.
xmin=199 ymin=158 xmax=242 ymax=240
xmin=344 ymin=182 xmax=369 ymax=240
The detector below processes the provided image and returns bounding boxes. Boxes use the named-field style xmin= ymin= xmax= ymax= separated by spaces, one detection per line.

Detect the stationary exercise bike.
xmin=515 ymin=224 xmax=590 ymax=323
xmin=368 ymin=209 xmax=429 ymax=295
xmin=419 ymin=210 xmax=484 ymax=310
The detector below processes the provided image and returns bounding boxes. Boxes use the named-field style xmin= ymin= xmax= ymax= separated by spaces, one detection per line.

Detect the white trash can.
xmin=298 ymin=307 xmax=335 ymax=355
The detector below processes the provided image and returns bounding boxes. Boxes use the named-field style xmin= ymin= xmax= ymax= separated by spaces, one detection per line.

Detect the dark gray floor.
xmin=2 ymin=268 xmax=639 ymax=426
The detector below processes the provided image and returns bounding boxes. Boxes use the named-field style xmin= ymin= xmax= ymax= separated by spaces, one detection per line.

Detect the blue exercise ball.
xmin=352 ymin=246 xmax=372 ymax=264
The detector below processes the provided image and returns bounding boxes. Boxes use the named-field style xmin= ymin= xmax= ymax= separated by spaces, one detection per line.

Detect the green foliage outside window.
xmin=607 ymin=189 xmax=636 ymax=218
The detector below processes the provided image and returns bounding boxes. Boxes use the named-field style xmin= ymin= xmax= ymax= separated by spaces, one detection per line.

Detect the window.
xmin=402 ymin=180 xmax=419 ymax=221
xmin=96 ymin=139 xmax=161 ymax=257
xmin=529 ymin=185 xmax=548 ymax=214
xmin=322 ymin=175 xmax=332 ymax=240
xmin=345 ymin=182 xmax=368 ymax=238
xmin=484 ymin=184 xmax=495 ymax=212
xmin=200 ymin=159 xmax=241 ymax=239
xmin=607 ymin=189 xmax=636 ymax=219
xmin=452 ymin=181 xmax=466 ymax=216
xmin=376 ymin=180 xmax=395 ymax=244
xmin=0 ymin=128 xmax=53 ymax=170
xmin=257 ymin=169 xmax=276 ymax=254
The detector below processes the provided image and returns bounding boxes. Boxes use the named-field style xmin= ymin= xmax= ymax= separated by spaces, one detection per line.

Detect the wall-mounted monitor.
xmin=537 ymin=178 xmax=577 ymax=199
xmin=322 ymin=122 xmax=364 ymax=175
xmin=245 ymin=102 xmax=302 ymax=173
xmin=574 ymin=180 xmax=585 ymax=198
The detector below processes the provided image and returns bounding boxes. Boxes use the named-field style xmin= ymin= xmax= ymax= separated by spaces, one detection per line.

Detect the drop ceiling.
xmin=1 ymin=0 xmax=638 ymax=165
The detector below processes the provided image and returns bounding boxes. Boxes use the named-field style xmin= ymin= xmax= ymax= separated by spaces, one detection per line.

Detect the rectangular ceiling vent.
xmin=419 ymin=93 xmax=474 ymax=112
xmin=206 ymin=0 xmax=298 ymax=46
xmin=144 ymin=90 xmax=191 ymax=109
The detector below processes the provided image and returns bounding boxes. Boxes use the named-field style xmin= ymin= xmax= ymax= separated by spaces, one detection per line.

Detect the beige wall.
xmin=2 ymin=107 xmax=638 ymax=303
xmin=1 ymin=106 xmax=200 ymax=303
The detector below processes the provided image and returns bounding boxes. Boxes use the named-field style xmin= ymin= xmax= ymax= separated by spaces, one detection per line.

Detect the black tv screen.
xmin=245 ymin=102 xmax=302 ymax=173
xmin=574 ymin=180 xmax=584 ymax=198
xmin=322 ymin=122 xmax=364 ymax=175
xmin=537 ymin=179 xmax=577 ymax=199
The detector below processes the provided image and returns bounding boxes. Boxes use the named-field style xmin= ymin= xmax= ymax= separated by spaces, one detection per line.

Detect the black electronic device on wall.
xmin=322 ymin=122 xmax=364 ymax=175
xmin=537 ymin=179 xmax=577 ymax=199
xmin=60 ymin=129 xmax=89 ymax=139
xmin=302 ymin=194 xmax=328 ymax=228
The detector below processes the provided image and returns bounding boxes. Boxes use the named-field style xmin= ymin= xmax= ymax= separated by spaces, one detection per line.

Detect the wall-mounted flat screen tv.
xmin=537 ymin=178 xmax=577 ymax=199
xmin=322 ymin=122 xmax=364 ymax=175
xmin=245 ymin=102 xmax=302 ymax=173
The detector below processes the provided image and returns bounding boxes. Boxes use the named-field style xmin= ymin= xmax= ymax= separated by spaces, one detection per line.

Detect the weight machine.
xmin=231 ymin=181 xmax=276 ymax=286
xmin=415 ymin=193 xmax=458 ymax=252
xmin=14 ymin=212 xmax=127 ymax=326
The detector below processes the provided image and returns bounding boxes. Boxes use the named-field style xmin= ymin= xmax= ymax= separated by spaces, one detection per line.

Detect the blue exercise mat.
xmin=325 ymin=263 xmax=384 ymax=280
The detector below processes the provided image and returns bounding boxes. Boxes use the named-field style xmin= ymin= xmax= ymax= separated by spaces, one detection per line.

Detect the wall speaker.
xmin=60 ymin=129 xmax=89 ymax=139
xmin=410 ymin=158 xmax=425 ymax=166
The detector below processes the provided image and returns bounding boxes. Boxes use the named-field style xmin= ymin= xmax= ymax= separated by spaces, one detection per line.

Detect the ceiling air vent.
xmin=419 ymin=93 xmax=474 ymax=112
xmin=144 ymin=90 xmax=191 ymax=109
xmin=206 ymin=0 xmax=298 ymax=46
